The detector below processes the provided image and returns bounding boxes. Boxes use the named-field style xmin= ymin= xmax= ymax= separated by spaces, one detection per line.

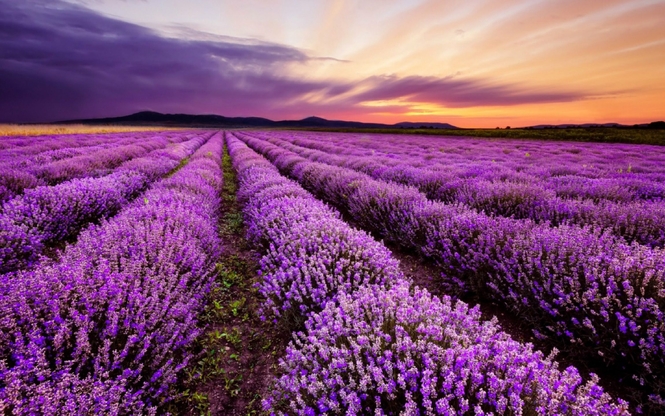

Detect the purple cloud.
xmin=0 ymin=0 xmax=590 ymax=123
xmin=349 ymin=75 xmax=585 ymax=108
xmin=0 ymin=0 xmax=329 ymax=122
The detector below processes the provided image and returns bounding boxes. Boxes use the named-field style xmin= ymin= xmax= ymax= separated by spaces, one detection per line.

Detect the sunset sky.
xmin=1 ymin=0 xmax=663 ymax=127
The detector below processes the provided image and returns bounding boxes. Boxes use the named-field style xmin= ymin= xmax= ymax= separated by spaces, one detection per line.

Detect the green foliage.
xmin=166 ymin=156 xmax=190 ymax=177
xmin=181 ymin=390 xmax=210 ymax=416
xmin=222 ymin=152 xmax=237 ymax=195
xmin=224 ymin=212 xmax=244 ymax=234
xmin=216 ymin=262 xmax=243 ymax=290
xmin=229 ymin=297 xmax=246 ymax=317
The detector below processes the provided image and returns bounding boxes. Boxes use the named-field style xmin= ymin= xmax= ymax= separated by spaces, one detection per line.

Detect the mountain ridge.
xmin=58 ymin=111 xmax=459 ymax=129
xmin=57 ymin=111 xmax=664 ymax=130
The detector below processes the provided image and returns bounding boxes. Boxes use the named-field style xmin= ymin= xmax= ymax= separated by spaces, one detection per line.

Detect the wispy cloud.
xmin=349 ymin=75 xmax=586 ymax=107
xmin=0 ymin=0 xmax=330 ymax=122
xmin=0 ymin=0 xmax=597 ymax=124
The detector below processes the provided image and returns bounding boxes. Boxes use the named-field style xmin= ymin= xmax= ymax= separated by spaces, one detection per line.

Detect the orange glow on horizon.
xmin=32 ymin=0 xmax=665 ymax=126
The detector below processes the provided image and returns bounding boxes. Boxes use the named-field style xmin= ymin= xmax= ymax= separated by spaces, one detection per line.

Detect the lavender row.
xmin=243 ymin=131 xmax=665 ymax=247
xmin=0 ymin=133 xmax=148 ymax=203
xmin=237 ymin=132 xmax=665 ymax=398
xmin=259 ymin=130 xmax=665 ymax=192
xmin=0 ymin=133 xmax=210 ymax=274
xmin=0 ymin=130 xmax=161 ymax=160
xmin=0 ymin=133 xmax=224 ymax=414
xmin=8 ymin=133 xmax=147 ymax=158
xmin=229 ymin=134 xmax=403 ymax=320
xmin=33 ymin=134 xmax=182 ymax=184
xmin=226 ymin=133 xmax=628 ymax=415
xmin=0 ymin=131 xmax=200 ymax=203
xmin=263 ymin=130 xmax=665 ymax=202
xmin=0 ymin=131 xmax=131 ymax=149
xmin=114 ymin=132 xmax=209 ymax=180
xmin=0 ymin=131 xmax=173 ymax=180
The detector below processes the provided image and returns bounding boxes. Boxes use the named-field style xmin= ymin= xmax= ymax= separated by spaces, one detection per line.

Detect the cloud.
xmin=0 ymin=0 xmax=591 ymax=123
xmin=348 ymin=75 xmax=586 ymax=108
xmin=0 ymin=0 xmax=327 ymax=122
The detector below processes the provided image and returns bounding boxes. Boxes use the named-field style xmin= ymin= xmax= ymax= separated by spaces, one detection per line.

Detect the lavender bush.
xmin=266 ymin=282 xmax=629 ymax=415
xmin=0 ymin=169 xmax=44 ymax=204
xmin=228 ymin=135 xmax=402 ymax=321
xmin=0 ymin=133 xmax=210 ymax=274
xmin=258 ymin=207 xmax=403 ymax=318
xmin=235 ymin=131 xmax=665 ymax=399
xmin=241 ymin=130 xmax=665 ymax=247
xmin=0 ymin=133 xmax=223 ymax=413
xmin=34 ymin=140 xmax=168 ymax=184
xmin=0 ymin=171 xmax=146 ymax=273
xmin=226 ymin=132 xmax=629 ymax=415
xmin=0 ymin=131 xmax=197 ymax=201
xmin=0 ymin=133 xmax=179 ymax=202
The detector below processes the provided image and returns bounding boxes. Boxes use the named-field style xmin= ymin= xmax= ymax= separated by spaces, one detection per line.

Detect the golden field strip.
xmin=0 ymin=124 xmax=184 ymax=137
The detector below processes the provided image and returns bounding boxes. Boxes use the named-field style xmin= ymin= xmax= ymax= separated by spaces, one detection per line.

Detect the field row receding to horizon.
xmin=2 ymin=128 xmax=665 ymax=415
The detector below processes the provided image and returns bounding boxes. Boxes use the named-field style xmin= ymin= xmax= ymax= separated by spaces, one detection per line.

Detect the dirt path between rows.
xmin=170 ymin=142 xmax=290 ymax=415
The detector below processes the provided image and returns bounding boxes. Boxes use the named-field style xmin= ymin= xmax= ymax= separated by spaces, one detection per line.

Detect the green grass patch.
xmin=168 ymin=140 xmax=274 ymax=415
xmin=166 ymin=156 xmax=190 ymax=177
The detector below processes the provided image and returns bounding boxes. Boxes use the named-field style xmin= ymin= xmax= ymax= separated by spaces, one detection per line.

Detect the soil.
xmin=386 ymin=244 xmax=535 ymax=345
xmin=169 ymin=143 xmax=290 ymax=416
xmin=172 ymin=135 xmax=656 ymax=414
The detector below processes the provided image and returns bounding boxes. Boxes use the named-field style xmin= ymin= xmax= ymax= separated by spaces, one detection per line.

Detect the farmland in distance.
xmin=2 ymin=129 xmax=665 ymax=415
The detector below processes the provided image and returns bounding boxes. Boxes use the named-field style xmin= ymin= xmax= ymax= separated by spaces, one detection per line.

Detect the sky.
xmin=1 ymin=0 xmax=663 ymax=127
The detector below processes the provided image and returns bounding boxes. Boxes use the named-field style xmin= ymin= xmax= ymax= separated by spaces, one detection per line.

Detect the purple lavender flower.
xmin=266 ymin=281 xmax=629 ymax=415
xmin=226 ymin=132 xmax=629 ymax=415
xmin=233 ymin=129 xmax=665 ymax=400
xmin=0 ymin=132 xmax=224 ymax=413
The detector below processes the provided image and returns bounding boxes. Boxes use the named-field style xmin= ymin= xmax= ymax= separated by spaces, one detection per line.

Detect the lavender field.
xmin=3 ymin=129 xmax=665 ymax=415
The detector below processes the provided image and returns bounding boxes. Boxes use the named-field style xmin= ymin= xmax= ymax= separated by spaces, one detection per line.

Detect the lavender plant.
xmin=0 ymin=133 xmax=224 ymax=413
xmin=226 ymin=133 xmax=629 ymax=415
xmin=0 ymin=131 xmax=197 ymax=201
xmin=266 ymin=282 xmax=629 ymax=415
xmin=0 ymin=133 xmax=210 ymax=274
xmin=242 ymin=130 xmax=665 ymax=247
xmin=235 ymin=130 xmax=665 ymax=400
xmin=229 ymin=135 xmax=402 ymax=321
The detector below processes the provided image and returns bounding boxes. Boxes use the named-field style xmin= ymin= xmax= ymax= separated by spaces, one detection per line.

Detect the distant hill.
xmin=59 ymin=112 xmax=665 ymax=131
xmin=394 ymin=121 xmax=458 ymax=129
xmin=61 ymin=111 xmax=277 ymax=127
xmin=527 ymin=121 xmax=665 ymax=129
xmin=58 ymin=111 xmax=459 ymax=129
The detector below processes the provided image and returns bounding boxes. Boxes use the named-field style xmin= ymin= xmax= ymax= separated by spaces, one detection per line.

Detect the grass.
xmin=279 ymin=126 xmax=665 ymax=146
xmin=0 ymin=124 xmax=183 ymax=137
xmin=168 ymin=139 xmax=286 ymax=416
xmin=165 ymin=157 xmax=190 ymax=178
